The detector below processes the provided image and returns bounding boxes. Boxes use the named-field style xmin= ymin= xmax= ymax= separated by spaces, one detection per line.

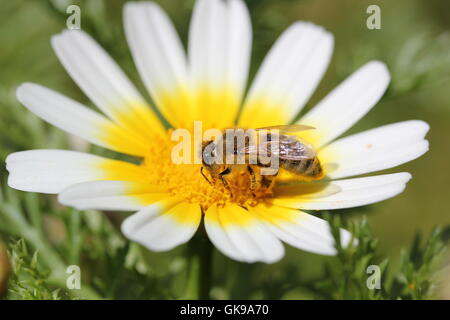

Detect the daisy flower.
xmin=6 ymin=0 xmax=429 ymax=263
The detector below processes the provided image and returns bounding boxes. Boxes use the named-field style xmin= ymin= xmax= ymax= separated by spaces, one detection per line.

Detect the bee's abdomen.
xmin=280 ymin=157 xmax=323 ymax=180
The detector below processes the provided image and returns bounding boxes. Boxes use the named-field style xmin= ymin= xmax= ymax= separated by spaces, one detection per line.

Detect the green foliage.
xmin=309 ymin=215 xmax=448 ymax=300
xmin=7 ymin=239 xmax=65 ymax=300
xmin=389 ymin=228 xmax=449 ymax=299
xmin=389 ymin=32 xmax=450 ymax=98
xmin=0 ymin=183 xmax=192 ymax=300
xmin=2 ymin=205 xmax=448 ymax=300
xmin=203 ymin=216 xmax=448 ymax=300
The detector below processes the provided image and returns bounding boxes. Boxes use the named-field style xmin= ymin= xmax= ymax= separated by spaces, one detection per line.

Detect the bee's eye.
xmin=202 ymin=143 xmax=216 ymax=165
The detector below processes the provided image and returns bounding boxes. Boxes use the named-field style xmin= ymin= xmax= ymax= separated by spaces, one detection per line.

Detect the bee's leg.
xmin=261 ymin=176 xmax=273 ymax=188
xmin=260 ymin=171 xmax=278 ymax=191
xmin=200 ymin=167 xmax=212 ymax=184
xmin=219 ymin=167 xmax=232 ymax=195
xmin=247 ymin=165 xmax=257 ymax=192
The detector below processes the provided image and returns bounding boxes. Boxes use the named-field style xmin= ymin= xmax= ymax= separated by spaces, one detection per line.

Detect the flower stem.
xmin=184 ymin=231 xmax=213 ymax=299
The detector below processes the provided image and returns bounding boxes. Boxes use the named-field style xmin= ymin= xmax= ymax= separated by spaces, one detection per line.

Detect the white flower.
xmin=6 ymin=0 xmax=429 ymax=263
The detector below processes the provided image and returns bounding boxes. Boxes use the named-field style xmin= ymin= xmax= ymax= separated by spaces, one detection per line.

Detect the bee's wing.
xmin=254 ymin=124 xmax=315 ymax=134
xmin=239 ymin=144 xmax=258 ymax=155
xmin=239 ymin=137 xmax=316 ymax=160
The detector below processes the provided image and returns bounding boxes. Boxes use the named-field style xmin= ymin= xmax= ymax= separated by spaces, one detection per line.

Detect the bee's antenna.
xmin=200 ymin=167 xmax=212 ymax=185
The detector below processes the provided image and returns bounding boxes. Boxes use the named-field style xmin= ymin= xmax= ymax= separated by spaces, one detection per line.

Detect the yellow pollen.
xmin=140 ymin=130 xmax=275 ymax=211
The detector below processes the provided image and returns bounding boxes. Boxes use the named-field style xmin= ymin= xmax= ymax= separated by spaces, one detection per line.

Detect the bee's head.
xmin=202 ymin=140 xmax=227 ymax=177
xmin=200 ymin=140 xmax=221 ymax=184
xmin=201 ymin=140 xmax=215 ymax=169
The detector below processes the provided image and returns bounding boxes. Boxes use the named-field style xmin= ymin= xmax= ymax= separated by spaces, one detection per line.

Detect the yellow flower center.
xmin=140 ymin=130 xmax=274 ymax=211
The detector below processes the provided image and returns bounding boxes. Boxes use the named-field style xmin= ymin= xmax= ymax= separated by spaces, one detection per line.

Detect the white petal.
xmin=189 ymin=0 xmax=227 ymax=89
xmin=189 ymin=0 xmax=251 ymax=90
xmin=124 ymin=2 xmax=191 ymax=127
xmin=298 ymin=61 xmax=390 ymax=147
xmin=250 ymin=205 xmax=352 ymax=255
xmin=320 ymin=120 xmax=430 ymax=179
xmin=188 ymin=0 xmax=252 ymax=127
xmin=270 ymin=172 xmax=412 ymax=210
xmin=51 ymin=29 xmax=164 ymax=137
xmin=59 ymin=180 xmax=167 ymax=211
xmin=16 ymin=83 xmax=149 ymax=156
xmin=121 ymin=198 xmax=201 ymax=252
xmin=203 ymin=205 xmax=251 ymax=262
xmin=204 ymin=204 xmax=284 ymax=263
xmin=226 ymin=0 xmax=252 ymax=103
xmin=6 ymin=150 xmax=111 ymax=194
xmin=239 ymin=22 xmax=333 ymax=127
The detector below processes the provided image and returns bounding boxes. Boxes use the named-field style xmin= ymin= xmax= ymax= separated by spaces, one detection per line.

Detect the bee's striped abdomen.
xmin=280 ymin=157 xmax=323 ymax=180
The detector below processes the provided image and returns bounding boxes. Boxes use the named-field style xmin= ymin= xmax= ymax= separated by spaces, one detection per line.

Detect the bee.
xmin=200 ymin=124 xmax=324 ymax=192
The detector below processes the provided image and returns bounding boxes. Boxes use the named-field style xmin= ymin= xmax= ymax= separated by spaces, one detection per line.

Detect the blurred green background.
xmin=0 ymin=0 xmax=449 ymax=299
